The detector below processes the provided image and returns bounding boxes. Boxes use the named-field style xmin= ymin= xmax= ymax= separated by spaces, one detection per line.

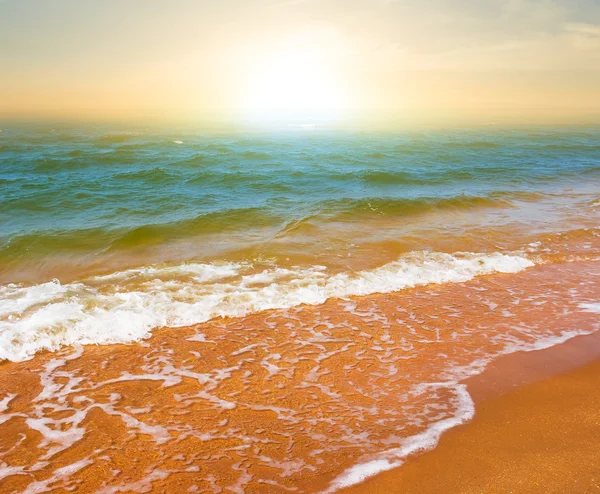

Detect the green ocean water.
xmin=1 ymin=123 xmax=599 ymax=275
xmin=1 ymin=122 xmax=599 ymax=361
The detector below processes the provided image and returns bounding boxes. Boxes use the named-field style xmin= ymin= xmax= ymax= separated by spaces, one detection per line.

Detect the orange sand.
xmin=0 ymin=260 xmax=599 ymax=492
xmin=344 ymin=351 xmax=600 ymax=494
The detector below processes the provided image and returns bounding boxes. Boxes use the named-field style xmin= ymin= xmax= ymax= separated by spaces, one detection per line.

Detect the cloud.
xmin=564 ymin=22 xmax=600 ymax=49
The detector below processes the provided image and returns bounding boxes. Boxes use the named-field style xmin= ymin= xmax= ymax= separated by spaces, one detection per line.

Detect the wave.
xmin=0 ymin=191 xmax=521 ymax=260
xmin=489 ymin=190 xmax=546 ymax=201
xmin=581 ymin=166 xmax=600 ymax=176
xmin=113 ymin=167 xmax=178 ymax=184
xmin=29 ymin=152 xmax=143 ymax=172
xmin=444 ymin=141 xmax=501 ymax=149
xmin=0 ymin=207 xmax=281 ymax=260
xmin=31 ymin=158 xmax=73 ymax=173
xmin=106 ymin=207 xmax=282 ymax=247
xmin=536 ymin=143 xmax=600 ymax=151
xmin=0 ymin=250 xmax=534 ymax=362
xmin=95 ymin=133 xmax=143 ymax=144
xmin=318 ymin=194 xmax=513 ymax=220
xmin=240 ymin=150 xmax=272 ymax=160
xmin=201 ymin=143 xmax=233 ymax=154
xmin=359 ymin=170 xmax=429 ymax=185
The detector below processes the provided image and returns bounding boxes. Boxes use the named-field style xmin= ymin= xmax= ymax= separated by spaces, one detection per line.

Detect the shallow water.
xmin=1 ymin=259 xmax=599 ymax=492
xmin=1 ymin=124 xmax=599 ymax=359
xmin=2 ymin=124 xmax=598 ymax=279
xmin=0 ymin=123 xmax=599 ymax=492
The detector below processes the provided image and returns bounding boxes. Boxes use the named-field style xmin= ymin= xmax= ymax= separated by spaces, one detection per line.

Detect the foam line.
xmin=324 ymin=326 xmax=598 ymax=492
xmin=0 ymin=251 xmax=533 ymax=362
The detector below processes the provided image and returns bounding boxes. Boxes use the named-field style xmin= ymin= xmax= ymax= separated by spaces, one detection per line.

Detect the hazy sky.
xmin=1 ymin=0 xmax=600 ymax=124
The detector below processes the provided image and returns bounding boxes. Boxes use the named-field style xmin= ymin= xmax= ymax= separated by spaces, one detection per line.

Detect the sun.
xmin=239 ymin=33 xmax=350 ymax=124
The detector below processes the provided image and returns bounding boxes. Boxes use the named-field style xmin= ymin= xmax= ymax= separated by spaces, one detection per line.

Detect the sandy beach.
xmin=2 ymin=119 xmax=600 ymax=494
xmin=1 ymin=258 xmax=599 ymax=492
xmin=2 ymin=1 xmax=600 ymax=490
xmin=344 ymin=331 xmax=600 ymax=494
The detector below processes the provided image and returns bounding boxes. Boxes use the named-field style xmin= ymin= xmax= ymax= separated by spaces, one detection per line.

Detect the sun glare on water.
xmin=239 ymin=32 xmax=350 ymax=125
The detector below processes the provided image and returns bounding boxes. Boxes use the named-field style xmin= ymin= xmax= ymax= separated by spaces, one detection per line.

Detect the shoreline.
xmin=1 ymin=260 xmax=598 ymax=492
xmin=342 ymin=328 xmax=600 ymax=493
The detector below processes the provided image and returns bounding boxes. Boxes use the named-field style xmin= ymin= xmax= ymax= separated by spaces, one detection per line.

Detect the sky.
xmin=1 ymin=0 xmax=600 ymax=125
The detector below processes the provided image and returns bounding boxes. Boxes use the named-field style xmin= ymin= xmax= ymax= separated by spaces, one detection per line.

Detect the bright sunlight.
xmin=239 ymin=31 xmax=350 ymax=124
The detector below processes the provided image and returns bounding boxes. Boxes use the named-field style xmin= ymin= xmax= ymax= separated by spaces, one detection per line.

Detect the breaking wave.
xmin=0 ymin=250 xmax=534 ymax=362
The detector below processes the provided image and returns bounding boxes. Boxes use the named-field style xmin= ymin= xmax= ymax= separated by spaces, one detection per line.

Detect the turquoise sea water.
xmin=1 ymin=123 xmax=599 ymax=361
xmin=1 ymin=123 xmax=599 ymax=281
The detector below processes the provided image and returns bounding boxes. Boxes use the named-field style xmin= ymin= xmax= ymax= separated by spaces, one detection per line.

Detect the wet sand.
xmin=344 ymin=332 xmax=600 ymax=494
xmin=0 ymin=259 xmax=599 ymax=493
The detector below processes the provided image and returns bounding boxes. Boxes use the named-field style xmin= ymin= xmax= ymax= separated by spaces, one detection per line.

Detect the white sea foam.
xmin=580 ymin=302 xmax=600 ymax=314
xmin=324 ymin=324 xmax=599 ymax=493
xmin=0 ymin=251 xmax=534 ymax=362
xmin=324 ymin=383 xmax=475 ymax=493
xmin=21 ymin=458 xmax=93 ymax=494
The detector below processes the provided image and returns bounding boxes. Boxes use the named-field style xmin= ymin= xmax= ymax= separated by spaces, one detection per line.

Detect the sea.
xmin=0 ymin=122 xmax=599 ymax=492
